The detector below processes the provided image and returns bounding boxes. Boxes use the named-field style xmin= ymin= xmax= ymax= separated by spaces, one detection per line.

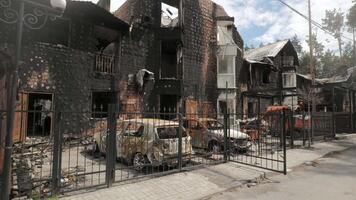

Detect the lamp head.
xmin=50 ymin=0 xmax=67 ymax=12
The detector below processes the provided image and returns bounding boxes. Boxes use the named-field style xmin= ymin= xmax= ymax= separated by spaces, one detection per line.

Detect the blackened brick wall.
xmin=183 ymin=0 xmax=218 ymax=104
xmin=0 ymin=21 xmax=117 ymax=134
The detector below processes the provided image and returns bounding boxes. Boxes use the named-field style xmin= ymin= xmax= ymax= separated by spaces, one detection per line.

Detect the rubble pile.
xmin=11 ymin=137 xmax=52 ymax=198
xmin=11 ymin=136 xmax=96 ymax=198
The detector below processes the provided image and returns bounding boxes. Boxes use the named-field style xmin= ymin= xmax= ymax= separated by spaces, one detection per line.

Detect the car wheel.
xmin=208 ymin=141 xmax=221 ymax=154
xmin=133 ymin=153 xmax=145 ymax=171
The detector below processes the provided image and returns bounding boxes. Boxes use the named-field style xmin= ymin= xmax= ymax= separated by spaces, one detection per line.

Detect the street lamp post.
xmin=0 ymin=0 xmax=66 ymax=199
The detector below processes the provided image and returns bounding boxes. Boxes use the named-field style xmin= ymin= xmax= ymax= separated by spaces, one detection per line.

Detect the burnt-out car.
xmin=180 ymin=118 xmax=252 ymax=153
xmin=93 ymin=119 xmax=192 ymax=171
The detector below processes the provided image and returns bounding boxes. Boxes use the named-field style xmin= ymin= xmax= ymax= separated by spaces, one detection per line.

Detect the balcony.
xmin=94 ymin=54 xmax=115 ymax=74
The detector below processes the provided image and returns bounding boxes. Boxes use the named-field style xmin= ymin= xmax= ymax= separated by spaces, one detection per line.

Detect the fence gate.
xmin=226 ymin=111 xmax=287 ymax=174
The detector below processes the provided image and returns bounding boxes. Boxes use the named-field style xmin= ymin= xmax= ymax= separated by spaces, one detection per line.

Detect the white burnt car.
xmin=180 ymin=118 xmax=252 ymax=153
xmin=93 ymin=119 xmax=192 ymax=170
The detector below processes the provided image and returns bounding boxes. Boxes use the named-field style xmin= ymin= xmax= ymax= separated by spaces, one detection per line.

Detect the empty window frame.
xmin=262 ymin=70 xmax=270 ymax=84
xmin=217 ymin=55 xmax=235 ymax=88
xmin=91 ymin=92 xmax=113 ymax=118
xmin=282 ymin=72 xmax=297 ymax=88
xmin=282 ymin=56 xmax=294 ymax=67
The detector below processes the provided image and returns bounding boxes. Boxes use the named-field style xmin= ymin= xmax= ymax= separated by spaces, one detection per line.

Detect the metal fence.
xmin=2 ymin=106 xmax=340 ymax=198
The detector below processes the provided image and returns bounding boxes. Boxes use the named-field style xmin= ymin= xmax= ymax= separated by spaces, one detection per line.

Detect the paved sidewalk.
xmin=61 ymin=134 xmax=356 ymax=200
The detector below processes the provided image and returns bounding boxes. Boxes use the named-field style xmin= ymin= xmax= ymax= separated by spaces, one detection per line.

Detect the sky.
xmin=87 ymin=0 xmax=354 ymax=52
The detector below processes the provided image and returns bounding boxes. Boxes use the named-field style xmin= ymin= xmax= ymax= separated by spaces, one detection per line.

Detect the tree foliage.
xmin=290 ymin=34 xmax=303 ymax=56
xmin=347 ymin=3 xmax=356 ymax=28
xmin=322 ymin=9 xmax=345 ymax=57
xmin=295 ymin=33 xmax=353 ymax=78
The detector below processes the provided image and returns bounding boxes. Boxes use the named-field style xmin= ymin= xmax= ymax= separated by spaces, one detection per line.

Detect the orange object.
xmin=266 ymin=105 xmax=290 ymax=113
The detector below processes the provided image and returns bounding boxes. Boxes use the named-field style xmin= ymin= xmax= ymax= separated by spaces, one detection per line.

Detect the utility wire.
xmin=276 ymin=0 xmax=353 ymax=42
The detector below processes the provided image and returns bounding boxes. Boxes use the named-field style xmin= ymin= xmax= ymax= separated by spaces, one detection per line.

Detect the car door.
xmin=120 ymin=122 xmax=147 ymax=160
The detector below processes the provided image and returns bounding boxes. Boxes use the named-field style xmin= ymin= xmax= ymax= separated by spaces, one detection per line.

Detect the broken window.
xmin=262 ymin=71 xmax=270 ymax=84
xmin=157 ymin=126 xmax=187 ymax=139
xmin=92 ymin=92 xmax=113 ymax=118
xmin=218 ymin=100 xmax=227 ymax=115
xmin=218 ymin=98 xmax=235 ymax=115
xmin=282 ymin=72 xmax=296 ymax=88
xmin=27 ymin=93 xmax=53 ymax=136
xmin=161 ymin=2 xmax=179 ymax=28
xmin=282 ymin=56 xmax=294 ymax=67
xmin=217 ymin=23 xmax=235 ymax=45
xmin=161 ymin=41 xmax=178 ymax=79
xmin=248 ymin=101 xmax=257 ymax=118
xmin=217 ymin=55 xmax=235 ymax=88
xmin=123 ymin=123 xmax=144 ymax=137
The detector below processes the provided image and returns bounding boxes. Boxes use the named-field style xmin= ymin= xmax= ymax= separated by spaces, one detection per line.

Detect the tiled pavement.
xmin=61 ymin=134 xmax=356 ymax=200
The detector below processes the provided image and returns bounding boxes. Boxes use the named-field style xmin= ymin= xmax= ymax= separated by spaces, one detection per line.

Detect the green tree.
xmin=299 ymin=34 xmax=326 ymax=77
xmin=298 ymin=52 xmax=310 ymax=75
xmin=320 ymin=50 xmax=339 ymax=77
xmin=322 ymin=9 xmax=345 ymax=57
xmin=347 ymin=3 xmax=356 ymax=28
xmin=290 ymin=34 xmax=303 ymax=56
xmin=347 ymin=3 xmax=356 ymax=66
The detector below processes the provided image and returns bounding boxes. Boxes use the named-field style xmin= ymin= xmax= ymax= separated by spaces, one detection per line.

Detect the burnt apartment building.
xmin=0 ymin=1 xmax=129 ymax=144
xmin=242 ymin=40 xmax=299 ymax=116
xmin=115 ymin=0 xmax=244 ymax=117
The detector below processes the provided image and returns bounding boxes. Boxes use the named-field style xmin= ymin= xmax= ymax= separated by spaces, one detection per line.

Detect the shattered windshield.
xmin=157 ymin=126 xmax=187 ymax=139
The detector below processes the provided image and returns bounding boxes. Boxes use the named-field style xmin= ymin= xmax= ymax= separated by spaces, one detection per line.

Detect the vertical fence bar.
xmin=332 ymin=87 xmax=336 ymax=137
xmin=302 ymin=111 xmax=306 ymax=147
xmin=51 ymin=111 xmax=62 ymax=195
xmin=178 ymin=113 xmax=183 ymax=171
xmin=282 ymin=110 xmax=287 ymax=175
xmin=106 ymin=104 xmax=116 ymax=187
xmin=289 ymin=111 xmax=293 ymax=149
xmin=223 ymin=112 xmax=228 ymax=163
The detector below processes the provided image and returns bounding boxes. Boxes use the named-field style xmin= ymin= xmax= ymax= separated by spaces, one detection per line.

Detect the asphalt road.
xmin=207 ymin=146 xmax=356 ymax=200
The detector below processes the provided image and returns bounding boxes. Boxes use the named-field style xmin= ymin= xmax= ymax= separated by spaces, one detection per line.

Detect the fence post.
xmin=178 ymin=113 xmax=183 ymax=171
xmin=332 ymin=87 xmax=336 ymax=137
xmin=223 ymin=112 xmax=228 ymax=163
xmin=302 ymin=111 xmax=306 ymax=147
xmin=51 ymin=111 xmax=62 ymax=195
xmin=282 ymin=110 xmax=287 ymax=175
xmin=106 ymin=104 xmax=117 ymax=187
xmin=290 ymin=111 xmax=294 ymax=149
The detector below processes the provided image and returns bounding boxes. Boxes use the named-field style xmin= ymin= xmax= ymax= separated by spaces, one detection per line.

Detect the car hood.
xmin=209 ymin=129 xmax=250 ymax=139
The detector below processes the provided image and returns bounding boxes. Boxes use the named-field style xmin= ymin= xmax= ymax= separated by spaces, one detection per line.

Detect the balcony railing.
xmin=94 ymin=54 xmax=115 ymax=74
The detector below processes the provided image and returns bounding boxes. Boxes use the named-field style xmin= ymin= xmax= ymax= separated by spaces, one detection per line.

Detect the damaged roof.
xmin=214 ymin=3 xmax=230 ymax=17
xmin=245 ymin=40 xmax=290 ymax=61
xmin=297 ymin=66 xmax=356 ymax=85
xmin=64 ymin=1 xmax=129 ymax=31
xmin=326 ymin=66 xmax=356 ymax=83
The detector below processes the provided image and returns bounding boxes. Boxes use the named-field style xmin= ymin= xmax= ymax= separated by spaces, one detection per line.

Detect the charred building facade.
xmin=242 ymin=40 xmax=299 ymax=116
xmin=0 ymin=1 xmax=128 ymax=143
xmin=115 ymin=0 xmax=244 ymax=116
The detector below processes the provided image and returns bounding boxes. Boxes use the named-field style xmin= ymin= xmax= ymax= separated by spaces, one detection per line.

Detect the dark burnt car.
xmin=179 ymin=118 xmax=252 ymax=153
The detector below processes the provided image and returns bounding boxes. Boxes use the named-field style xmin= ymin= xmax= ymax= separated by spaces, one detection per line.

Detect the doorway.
xmin=160 ymin=95 xmax=178 ymax=119
xmin=27 ymin=93 xmax=53 ymax=136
